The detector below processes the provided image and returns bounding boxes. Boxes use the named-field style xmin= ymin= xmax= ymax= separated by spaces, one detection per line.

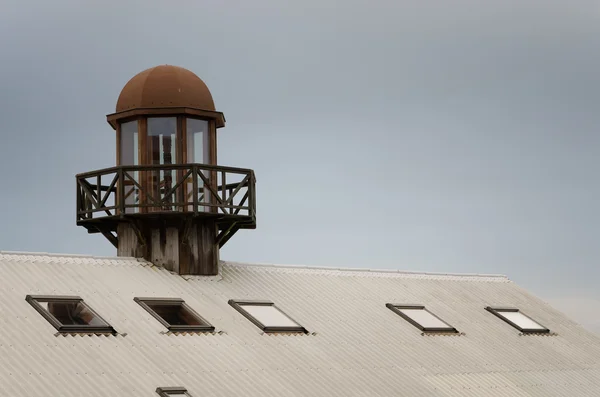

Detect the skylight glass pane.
xmin=499 ymin=311 xmax=546 ymax=330
xmin=39 ymin=301 xmax=109 ymax=326
xmin=241 ymin=305 xmax=300 ymax=327
xmin=146 ymin=303 xmax=206 ymax=326
xmin=398 ymin=308 xmax=452 ymax=329
xmin=27 ymin=295 xmax=115 ymax=334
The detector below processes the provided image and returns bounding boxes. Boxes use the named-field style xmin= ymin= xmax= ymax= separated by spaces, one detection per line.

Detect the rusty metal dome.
xmin=116 ymin=65 xmax=216 ymax=112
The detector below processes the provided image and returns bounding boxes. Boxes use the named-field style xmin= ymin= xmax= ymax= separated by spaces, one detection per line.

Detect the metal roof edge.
xmin=221 ymin=260 xmax=510 ymax=280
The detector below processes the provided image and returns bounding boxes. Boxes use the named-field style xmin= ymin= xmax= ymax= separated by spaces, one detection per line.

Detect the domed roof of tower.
xmin=116 ymin=65 xmax=216 ymax=112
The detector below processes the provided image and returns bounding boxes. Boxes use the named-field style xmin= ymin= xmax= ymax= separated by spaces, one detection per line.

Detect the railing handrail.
xmin=89 ymin=181 xmax=251 ymax=194
xmin=76 ymin=163 xmax=255 ymax=179
xmin=76 ymin=163 xmax=256 ymax=224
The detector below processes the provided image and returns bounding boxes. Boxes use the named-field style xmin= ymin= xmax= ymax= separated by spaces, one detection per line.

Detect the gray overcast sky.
xmin=0 ymin=0 xmax=599 ymax=332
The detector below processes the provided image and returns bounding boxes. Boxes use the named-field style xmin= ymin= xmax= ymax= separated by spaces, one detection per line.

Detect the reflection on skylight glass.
xmin=241 ymin=305 xmax=300 ymax=327
xmin=41 ymin=301 xmax=108 ymax=326
xmin=499 ymin=311 xmax=546 ymax=330
xmin=26 ymin=295 xmax=115 ymax=334
xmin=398 ymin=308 xmax=453 ymax=329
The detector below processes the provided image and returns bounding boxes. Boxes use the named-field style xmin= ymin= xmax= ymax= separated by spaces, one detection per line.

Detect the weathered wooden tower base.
xmin=117 ymin=221 xmax=219 ymax=275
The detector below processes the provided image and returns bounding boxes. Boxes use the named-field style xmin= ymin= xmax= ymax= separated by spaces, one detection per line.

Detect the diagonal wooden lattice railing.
xmin=76 ymin=164 xmax=256 ymax=247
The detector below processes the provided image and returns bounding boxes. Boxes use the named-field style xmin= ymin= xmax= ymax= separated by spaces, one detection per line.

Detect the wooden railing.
xmin=76 ymin=164 xmax=256 ymax=223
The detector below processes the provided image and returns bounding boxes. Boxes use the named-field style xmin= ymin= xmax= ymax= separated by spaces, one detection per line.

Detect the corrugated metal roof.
xmin=0 ymin=251 xmax=599 ymax=396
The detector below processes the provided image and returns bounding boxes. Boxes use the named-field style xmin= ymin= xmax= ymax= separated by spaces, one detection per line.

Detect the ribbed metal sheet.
xmin=0 ymin=252 xmax=598 ymax=396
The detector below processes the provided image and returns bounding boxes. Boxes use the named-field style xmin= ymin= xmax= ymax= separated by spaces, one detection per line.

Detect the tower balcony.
xmin=76 ymin=163 xmax=256 ymax=249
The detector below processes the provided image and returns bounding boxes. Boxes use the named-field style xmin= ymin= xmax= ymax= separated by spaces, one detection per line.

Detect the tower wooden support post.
xmin=117 ymin=220 xmax=219 ymax=275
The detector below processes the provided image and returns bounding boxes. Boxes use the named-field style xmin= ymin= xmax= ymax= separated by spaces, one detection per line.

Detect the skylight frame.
xmin=386 ymin=304 xmax=459 ymax=333
xmin=134 ymin=297 xmax=215 ymax=333
xmin=485 ymin=306 xmax=550 ymax=334
xmin=156 ymin=386 xmax=192 ymax=396
xmin=25 ymin=295 xmax=116 ymax=334
xmin=228 ymin=300 xmax=307 ymax=334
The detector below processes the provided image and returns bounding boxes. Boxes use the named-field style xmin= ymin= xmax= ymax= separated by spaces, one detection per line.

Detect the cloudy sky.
xmin=0 ymin=0 xmax=599 ymax=332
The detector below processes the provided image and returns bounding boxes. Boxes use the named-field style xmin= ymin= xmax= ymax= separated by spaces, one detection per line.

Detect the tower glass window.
xmin=386 ymin=304 xmax=458 ymax=333
xmin=148 ymin=117 xmax=178 ymax=165
xmin=120 ymin=120 xmax=138 ymax=166
xmin=186 ymin=118 xmax=211 ymax=212
xmin=120 ymin=120 xmax=139 ymax=213
xmin=186 ymin=118 xmax=209 ymax=164
xmin=148 ymin=117 xmax=178 ymax=210
xmin=26 ymin=295 xmax=115 ymax=334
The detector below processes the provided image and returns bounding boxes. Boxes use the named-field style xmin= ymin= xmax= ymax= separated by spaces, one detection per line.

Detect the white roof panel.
xmin=0 ymin=251 xmax=599 ymax=396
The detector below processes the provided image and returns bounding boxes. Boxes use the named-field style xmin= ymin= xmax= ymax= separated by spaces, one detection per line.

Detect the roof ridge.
xmin=0 ymin=250 xmax=140 ymax=261
xmin=222 ymin=261 xmax=509 ymax=279
xmin=0 ymin=251 xmax=509 ymax=280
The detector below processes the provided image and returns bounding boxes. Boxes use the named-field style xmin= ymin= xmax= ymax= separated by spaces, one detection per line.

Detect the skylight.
xmin=228 ymin=300 xmax=307 ymax=333
xmin=485 ymin=307 xmax=549 ymax=333
xmin=26 ymin=295 xmax=115 ymax=334
xmin=134 ymin=298 xmax=214 ymax=333
xmin=156 ymin=387 xmax=191 ymax=396
xmin=386 ymin=304 xmax=458 ymax=333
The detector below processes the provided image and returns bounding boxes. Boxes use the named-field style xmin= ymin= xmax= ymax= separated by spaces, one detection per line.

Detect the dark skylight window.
xmin=228 ymin=300 xmax=307 ymax=333
xmin=26 ymin=295 xmax=115 ymax=334
xmin=134 ymin=297 xmax=214 ymax=332
xmin=386 ymin=304 xmax=458 ymax=333
xmin=156 ymin=387 xmax=191 ymax=396
xmin=486 ymin=307 xmax=550 ymax=333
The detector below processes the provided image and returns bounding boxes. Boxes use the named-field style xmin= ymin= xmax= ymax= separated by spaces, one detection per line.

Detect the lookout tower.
xmin=76 ymin=65 xmax=256 ymax=275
